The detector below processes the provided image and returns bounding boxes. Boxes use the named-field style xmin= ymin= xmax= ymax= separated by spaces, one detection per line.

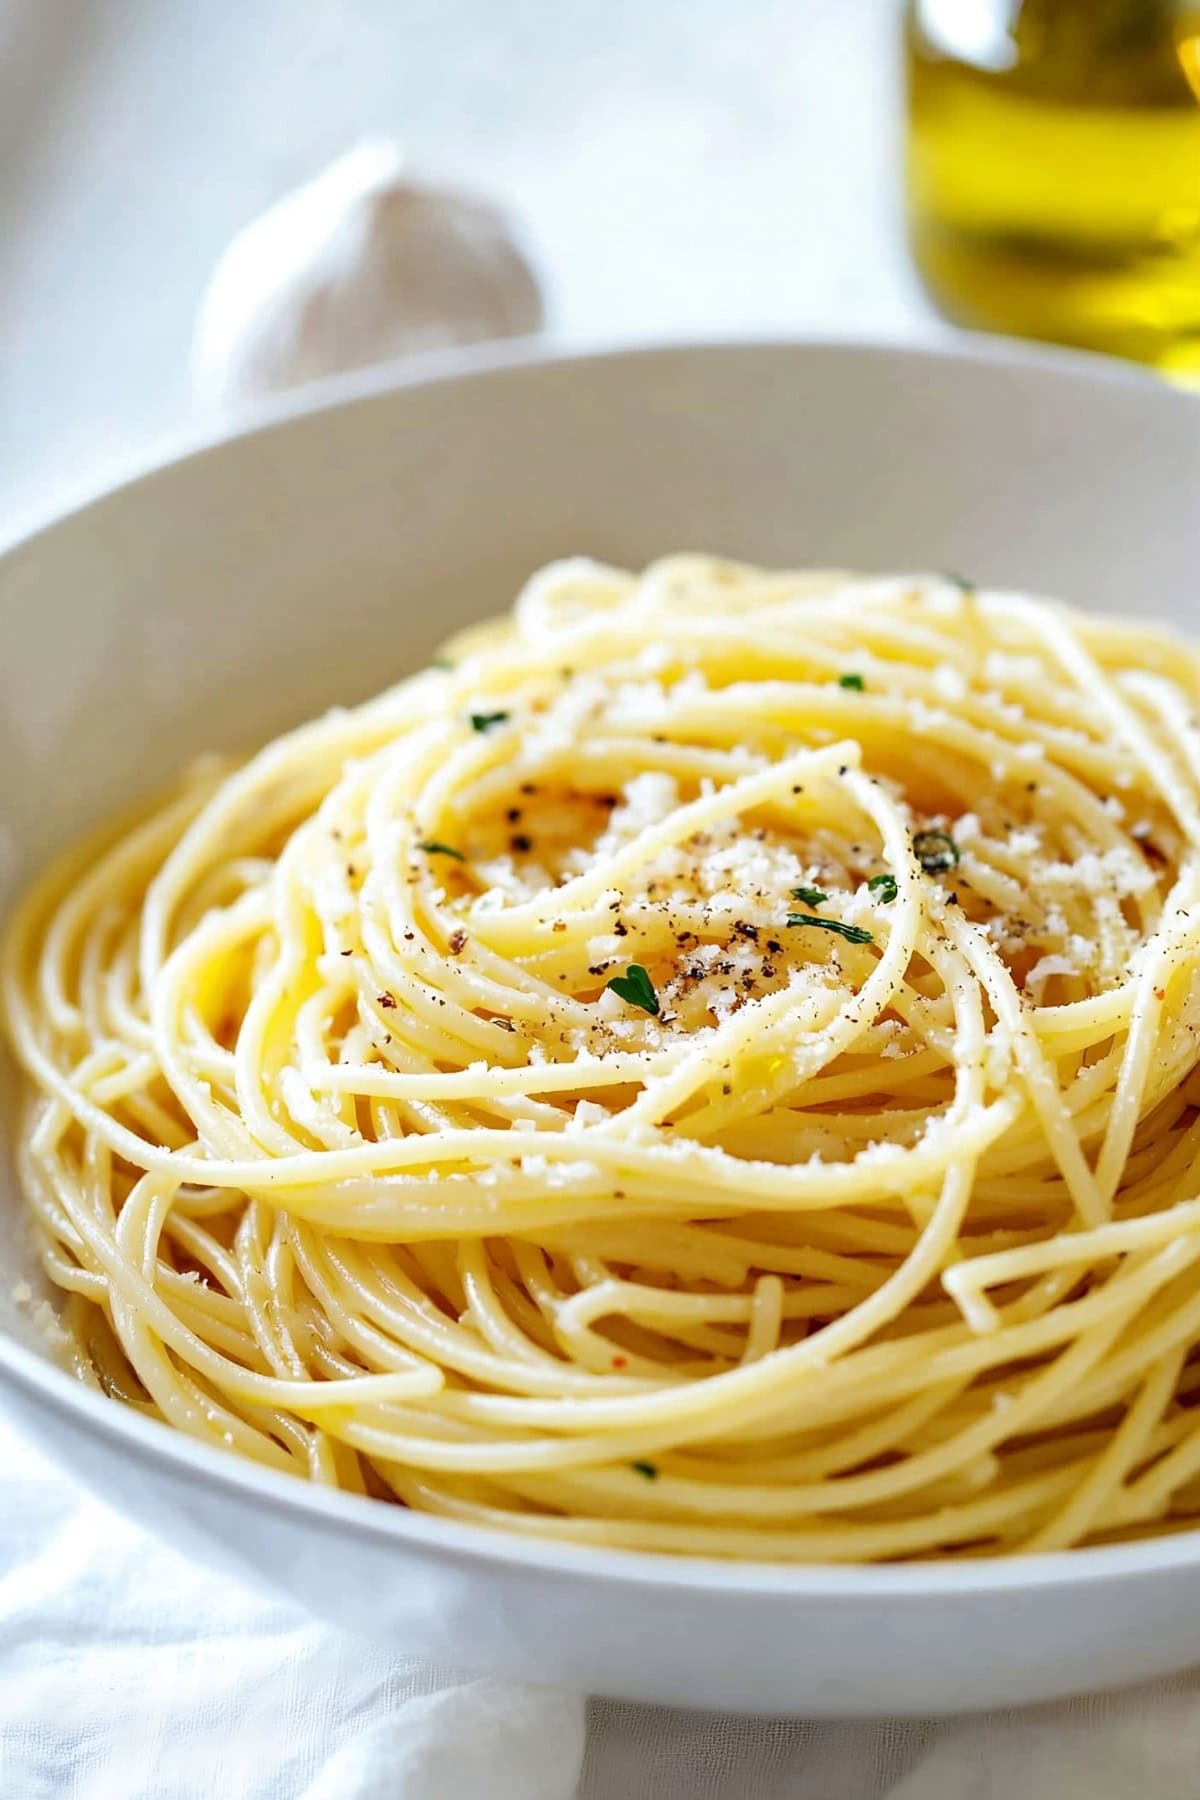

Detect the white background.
xmin=0 ymin=0 xmax=939 ymax=533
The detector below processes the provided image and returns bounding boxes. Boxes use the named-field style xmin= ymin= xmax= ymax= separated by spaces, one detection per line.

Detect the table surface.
xmin=0 ymin=0 xmax=939 ymax=537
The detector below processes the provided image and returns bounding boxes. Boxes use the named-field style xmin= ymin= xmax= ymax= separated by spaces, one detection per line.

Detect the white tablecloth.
xmin=7 ymin=1412 xmax=1200 ymax=1799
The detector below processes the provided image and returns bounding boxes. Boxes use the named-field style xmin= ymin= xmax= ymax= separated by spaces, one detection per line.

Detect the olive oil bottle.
xmin=905 ymin=0 xmax=1200 ymax=377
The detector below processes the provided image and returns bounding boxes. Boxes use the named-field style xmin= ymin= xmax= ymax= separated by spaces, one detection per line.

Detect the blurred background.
xmin=2 ymin=0 xmax=1197 ymax=534
xmin=0 ymin=0 xmax=924 ymax=528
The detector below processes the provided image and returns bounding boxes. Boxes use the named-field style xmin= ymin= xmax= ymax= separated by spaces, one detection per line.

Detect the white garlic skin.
xmin=191 ymin=142 xmax=543 ymax=411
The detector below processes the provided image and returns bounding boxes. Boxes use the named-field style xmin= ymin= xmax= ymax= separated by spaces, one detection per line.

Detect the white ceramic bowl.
xmin=4 ymin=338 xmax=1200 ymax=1718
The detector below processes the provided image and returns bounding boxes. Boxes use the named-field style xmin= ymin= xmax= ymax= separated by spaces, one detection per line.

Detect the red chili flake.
xmin=378 ymin=993 xmax=397 ymax=1009
xmin=611 ymin=1354 xmax=628 ymax=1370
xmin=448 ymin=930 xmax=467 ymax=954
xmin=519 ymin=781 xmax=538 ymax=795
xmin=552 ymin=920 xmax=567 ymax=933
xmin=1155 ymin=988 xmax=1166 ymax=1001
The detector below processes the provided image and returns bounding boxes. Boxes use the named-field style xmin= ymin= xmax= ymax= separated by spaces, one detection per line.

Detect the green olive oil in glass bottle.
xmin=904 ymin=0 xmax=1200 ymax=378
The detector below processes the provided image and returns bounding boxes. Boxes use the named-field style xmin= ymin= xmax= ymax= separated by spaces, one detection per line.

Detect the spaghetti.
xmin=6 ymin=556 xmax=1200 ymax=1561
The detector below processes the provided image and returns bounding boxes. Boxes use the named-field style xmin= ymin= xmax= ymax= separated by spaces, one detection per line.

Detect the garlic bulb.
xmin=191 ymin=142 xmax=543 ymax=411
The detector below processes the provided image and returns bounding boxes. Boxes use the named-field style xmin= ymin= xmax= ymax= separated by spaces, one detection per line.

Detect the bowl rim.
xmin=3 ymin=328 xmax=1200 ymax=1602
xmin=0 ymin=323 xmax=1180 ymax=560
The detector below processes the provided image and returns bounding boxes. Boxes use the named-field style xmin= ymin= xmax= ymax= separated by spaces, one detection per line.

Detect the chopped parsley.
xmin=791 ymin=885 xmax=829 ymax=908
xmin=605 ymin=963 xmax=660 ymax=1016
xmin=866 ymin=872 xmax=898 ymax=904
xmin=786 ymin=914 xmax=874 ymax=944
xmin=470 ymin=710 xmax=510 ymax=733
xmin=943 ymin=571 xmax=975 ymax=593
xmin=430 ymin=656 xmax=455 ymax=670
xmin=838 ymin=672 xmax=865 ymax=691
xmin=417 ymin=840 xmax=465 ymax=860
xmin=913 ymin=829 xmax=961 ymax=874
xmin=631 ymin=1460 xmax=659 ymax=1480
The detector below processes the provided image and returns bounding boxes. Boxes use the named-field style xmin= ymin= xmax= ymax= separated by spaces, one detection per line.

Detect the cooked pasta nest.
xmin=5 ymin=557 xmax=1200 ymax=1562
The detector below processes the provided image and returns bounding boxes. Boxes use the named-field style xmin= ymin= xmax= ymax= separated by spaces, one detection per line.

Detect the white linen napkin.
xmin=6 ymin=1403 xmax=1200 ymax=1800
xmin=583 ymin=1680 xmax=1200 ymax=1798
xmin=0 ymin=1418 xmax=583 ymax=1800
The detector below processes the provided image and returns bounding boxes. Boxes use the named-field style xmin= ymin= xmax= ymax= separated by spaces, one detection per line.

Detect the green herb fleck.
xmin=791 ymin=885 xmax=829 ymax=908
xmin=867 ymin=872 xmax=898 ymax=904
xmin=417 ymin=840 xmax=465 ymax=861
xmin=470 ymin=710 xmax=510 ymax=733
xmin=631 ymin=1460 xmax=659 ymax=1480
xmin=942 ymin=572 xmax=975 ymax=593
xmin=786 ymin=914 xmax=874 ymax=944
xmin=838 ymin=672 xmax=865 ymax=691
xmin=605 ymin=963 xmax=660 ymax=1016
xmin=913 ymin=829 xmax=960 ymax=874
xmin=430 ymin=656 xmax=455 ymax=670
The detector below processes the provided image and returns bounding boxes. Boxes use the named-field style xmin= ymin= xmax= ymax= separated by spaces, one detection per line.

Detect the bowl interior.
xmin=2 ymin=335 xmax=1199 ymax=1383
